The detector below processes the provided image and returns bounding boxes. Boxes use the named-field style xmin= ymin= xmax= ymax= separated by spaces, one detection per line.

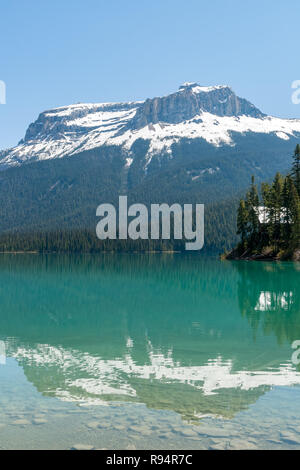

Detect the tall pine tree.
xmin=291 ymin=144 xmax=300 ymax=196
xmin=245 ymin=176 xmax=260 ymax=246
xmin=237 ymin=199 xmax=248 ymax=248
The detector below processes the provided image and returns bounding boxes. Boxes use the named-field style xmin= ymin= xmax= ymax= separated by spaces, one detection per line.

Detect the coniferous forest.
xmin=0 ymin=200 xmax=238 ymax=254
xmin=0 ymin=146 xmax=298 ymax=257
xmin=229 ymin=145 xmax=300 ymax=260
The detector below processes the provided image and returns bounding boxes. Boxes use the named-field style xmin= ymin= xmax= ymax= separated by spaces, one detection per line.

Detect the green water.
xmin=0 ymin=254 xmax=299 ymax=450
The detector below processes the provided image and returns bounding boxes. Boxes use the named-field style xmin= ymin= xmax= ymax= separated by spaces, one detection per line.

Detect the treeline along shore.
xmin=1 ymin=146 xmax=299 ymax=258
xmin=0 ymin=201 xmax=238 ymax=254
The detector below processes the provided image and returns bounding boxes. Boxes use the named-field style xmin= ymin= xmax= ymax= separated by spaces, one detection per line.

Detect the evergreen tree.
xmin=245 ymin=176 xmax=260 ymax=245
xmin=281 ymin=176 xmax=294 ymax=243
xmin=260 ymin=181 xmax=272 ymax=246
xmin=269 ymin=173 xmax=284 ymax=250
xmin=237 ymin=199 xmax=248 ymax=247
xmin=291 ymin=144 xmax=300 ymax=196
xmin=290 ymin=183 xmax=300 ymax=248
xmin=235 ymin=151 xmax=300 ymax=258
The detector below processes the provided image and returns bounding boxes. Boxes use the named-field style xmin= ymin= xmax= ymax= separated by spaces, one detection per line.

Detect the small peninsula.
xmin=225 ymin=145 xmax=300 ymax=261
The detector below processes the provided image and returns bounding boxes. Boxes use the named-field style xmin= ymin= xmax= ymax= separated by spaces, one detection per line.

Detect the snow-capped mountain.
xmin=1 ymin=82 xmax=300 ymax=169
xmin=0 ymin=83 xmax=299 ymax=243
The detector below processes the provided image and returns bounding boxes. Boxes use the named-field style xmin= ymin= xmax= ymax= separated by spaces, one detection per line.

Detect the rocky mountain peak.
xmin=130 ymin=83 xmax=264 ymax=129
xmin=2 ymin=83 xmax=298 ymax=171
xmin=179 ymin=82 xmax=199 ymax=90
xmin=178 ymin=82 xmax=228 ymax=92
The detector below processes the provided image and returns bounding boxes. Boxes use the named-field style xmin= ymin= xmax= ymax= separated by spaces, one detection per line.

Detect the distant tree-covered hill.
xmin=0 ymin=135 xmax=298 ymax=252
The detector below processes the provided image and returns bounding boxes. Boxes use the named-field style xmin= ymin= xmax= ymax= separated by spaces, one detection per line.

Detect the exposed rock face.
xmin=1 ymin=82 xmax=300 ymax=170
xmin=292 ymin=249 xmax=300 ymax=261
xmin=19 ymin=83 xmax=264 ymax=145
xmin=131 ymin=83 xmax=264 ymax=129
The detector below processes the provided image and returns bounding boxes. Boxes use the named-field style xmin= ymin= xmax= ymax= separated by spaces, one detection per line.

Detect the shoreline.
xmin=0 ymin=250 xmax=183 ymax=255
xmin=222 ymin=248 xmax=300 ymax=262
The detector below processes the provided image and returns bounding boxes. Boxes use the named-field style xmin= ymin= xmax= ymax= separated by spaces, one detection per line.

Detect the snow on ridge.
xmin=44 ymin=100 xmax=144 ymax=118
xmin=0 ymin=104 xmax=141 ymax=166
xmin=190 ymin=85 xmax=230 ymax=94
xmin=65 ymin=108 xmax=137 ymax=129
xmin=2 ymin=103 xmax=300 ymax=168
xmin=108 ymin=112 xmax=300 ymax=157
xmin=179 ymin=83 xmax=230 ymax=93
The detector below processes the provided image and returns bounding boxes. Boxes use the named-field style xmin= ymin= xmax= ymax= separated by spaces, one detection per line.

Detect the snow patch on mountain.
xmin=1 ymin=84 xmax=300 ymax=169
xmin=2 ymin=111 xmax=300 ymax=168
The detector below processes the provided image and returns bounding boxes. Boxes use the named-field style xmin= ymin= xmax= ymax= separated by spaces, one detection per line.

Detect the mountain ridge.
xmin=0 ymin=83 xmax=299 ymax=250
xmin=1 ymin=83 xmax=299 ymax=170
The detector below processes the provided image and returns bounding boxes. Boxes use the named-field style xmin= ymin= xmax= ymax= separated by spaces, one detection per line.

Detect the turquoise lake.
xmin=0 ymin=254 xmax=299 ymax=450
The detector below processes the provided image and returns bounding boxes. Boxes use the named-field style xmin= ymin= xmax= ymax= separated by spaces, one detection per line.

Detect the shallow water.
xmin=0 ymin=254 xmax=299 ymax=450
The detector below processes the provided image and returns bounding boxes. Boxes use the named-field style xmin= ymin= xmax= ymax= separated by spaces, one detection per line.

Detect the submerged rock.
xmin=86 ymin=421 xmax=101 ymax=429
xmin=32 ymin=418 xmax=48 ymax=425
xmin=71 ymin=444 xmax=95 ymax=451
xmin=12 ymin=419 xmax=30 ymax=426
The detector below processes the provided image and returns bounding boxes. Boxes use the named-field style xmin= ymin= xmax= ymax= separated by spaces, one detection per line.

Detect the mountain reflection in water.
xmin=0 ymin=254 xmax=299 ymax=421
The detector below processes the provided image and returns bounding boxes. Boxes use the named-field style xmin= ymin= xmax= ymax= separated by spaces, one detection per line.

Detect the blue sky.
xmin=1 ymin=0 xmax=300 ymax=149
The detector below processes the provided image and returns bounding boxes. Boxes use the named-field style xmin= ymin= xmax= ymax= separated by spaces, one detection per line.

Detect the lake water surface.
xmin=0 ymin=254 xmax=299 ymax=450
